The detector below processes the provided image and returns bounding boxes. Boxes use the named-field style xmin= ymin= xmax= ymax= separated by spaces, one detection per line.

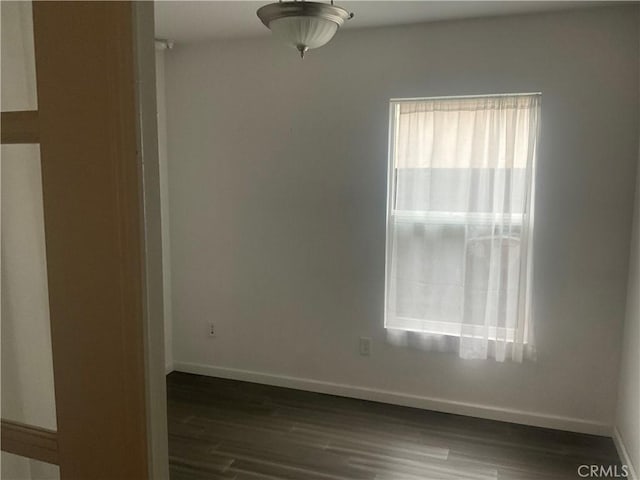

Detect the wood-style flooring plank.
xmin=167 ymin=372 xmax=621 ymax=480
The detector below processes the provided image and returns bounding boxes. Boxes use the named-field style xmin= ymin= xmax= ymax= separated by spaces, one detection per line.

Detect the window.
xmin=384 ymin=94 xmax=540 ymax=360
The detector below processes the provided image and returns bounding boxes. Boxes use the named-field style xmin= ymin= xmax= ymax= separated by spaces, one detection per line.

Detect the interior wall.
xmin=164 ymin=6 xmax=639 ymax=433
xmin=134 ymin=3 xmax=170 ymax=478
xmin=615 ymin=137 xmax=640 ymax=477
xmin=1 ymin=0 xmax=57 ymax=429
xmin=614 ymin=13 xmax=640 ymax=473
xmin=1 ymin=2 xmax=58 ymax=478
xmin=155 ymin=47 xmax=173 ymax=372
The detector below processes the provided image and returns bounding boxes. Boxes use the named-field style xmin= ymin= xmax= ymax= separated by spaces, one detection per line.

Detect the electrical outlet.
xmin=359 ymin=337 xmax=371 ymax=356
xmin=208 ymin=323 xmax=216 ymax=337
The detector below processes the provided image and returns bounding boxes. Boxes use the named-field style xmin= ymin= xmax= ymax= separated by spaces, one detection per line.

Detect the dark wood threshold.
xmin=1 ymin=419 xmax=58 ymax=465
xmin=1 ymin=110 xmax=40 ymax=144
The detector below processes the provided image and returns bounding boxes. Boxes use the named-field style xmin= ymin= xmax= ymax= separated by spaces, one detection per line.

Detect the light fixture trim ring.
xmin=257 ymin=1 xmax=353 ymax=29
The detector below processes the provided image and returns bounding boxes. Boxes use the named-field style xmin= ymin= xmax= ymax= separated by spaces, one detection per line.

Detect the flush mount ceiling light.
xmin=257 ymin=1 xmax=353 ymax=58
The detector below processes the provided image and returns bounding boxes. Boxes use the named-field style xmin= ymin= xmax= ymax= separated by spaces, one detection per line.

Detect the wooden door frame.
xmin=132 ymin=2 xmax=171 ymax=478
xmin=2 ymin=2 xmax=168 ymax=478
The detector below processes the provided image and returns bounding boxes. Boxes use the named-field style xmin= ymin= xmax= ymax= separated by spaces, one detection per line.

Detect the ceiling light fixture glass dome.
xmin=257 ymin=1 xmax=353 ymax=58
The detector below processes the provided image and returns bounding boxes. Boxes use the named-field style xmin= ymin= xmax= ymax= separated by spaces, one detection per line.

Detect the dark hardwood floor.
xmin=167 ymin=372 xmax=621 ymax=480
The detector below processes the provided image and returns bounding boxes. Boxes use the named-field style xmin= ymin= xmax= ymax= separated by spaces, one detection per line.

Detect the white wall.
xmin=1 ymin=2 xmax=58 ymax=478
xmin=155 ymin=47 xmax=174 ymax=372
xmin=615 ymin=142 xmax=640 ymax=478
xmin=0 ymin=0 xmax=56 ymax=435
xmin=134 ymin=3 xmax=170 ymax=478
xmin=614 ymin=16 xmax=640 ymax=473
xmin=164 ymin=6 xmax=639 ymax=434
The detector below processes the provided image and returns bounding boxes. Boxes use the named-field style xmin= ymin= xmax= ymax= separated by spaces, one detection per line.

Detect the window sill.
xmin=392 ymin=210 xmax=523 ymax=227
xmin=385 ymin=316 xmax=516 ymax=343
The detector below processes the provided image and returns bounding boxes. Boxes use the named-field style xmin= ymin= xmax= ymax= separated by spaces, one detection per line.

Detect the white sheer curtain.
xmin=385 ymin=94 xmax=540 ymax=362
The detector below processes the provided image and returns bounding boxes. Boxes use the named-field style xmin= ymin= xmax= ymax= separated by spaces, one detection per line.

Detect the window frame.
xmin=383 ymin=94 xmax=540 ymax=341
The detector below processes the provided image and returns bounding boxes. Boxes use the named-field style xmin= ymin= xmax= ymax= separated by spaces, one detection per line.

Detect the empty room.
xmin=154 ymin=1 xmax=640 ymax=478
xmin=1 ymin=1 xmax=639 ymax=479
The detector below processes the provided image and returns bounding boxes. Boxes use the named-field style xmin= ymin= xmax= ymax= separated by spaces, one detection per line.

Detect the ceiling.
xmin=155 ymin=1 xmax=605 ymax=45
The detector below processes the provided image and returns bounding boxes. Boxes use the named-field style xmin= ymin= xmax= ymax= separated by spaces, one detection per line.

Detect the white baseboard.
xmin=173 ymin=361 xmax=611 ymax=436
xmin=613 ymin=428 xmax=638 ymax=480
xmin=165 ymin=363 xmax=175 ymax=375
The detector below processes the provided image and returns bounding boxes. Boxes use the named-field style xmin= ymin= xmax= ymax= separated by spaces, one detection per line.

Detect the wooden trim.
xmin=1 ymin=419 xmax=58 ymax=465
xmin=1 ymin=110 xmax=39 ymax=144
xmin=132 ymin=2 xmax=171 ymax=477
xmin=32 ymin=2 xmax=149 ymax=478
